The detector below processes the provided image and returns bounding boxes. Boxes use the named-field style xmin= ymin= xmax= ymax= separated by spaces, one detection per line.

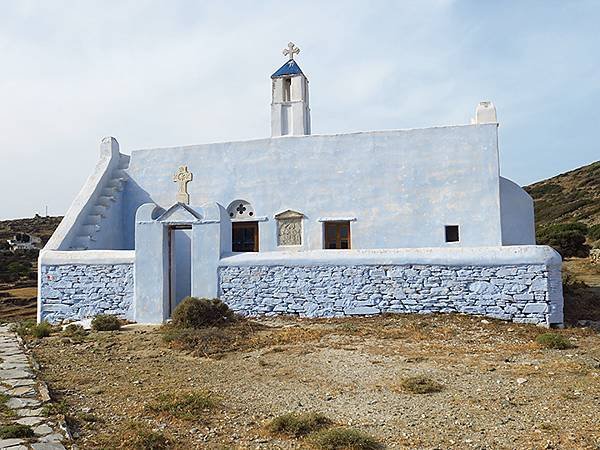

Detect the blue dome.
xmin=271 ymin=59 xmax=304 ymax=78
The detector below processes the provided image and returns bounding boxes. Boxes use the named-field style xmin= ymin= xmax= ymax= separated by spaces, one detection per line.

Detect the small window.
xmin=445 ymin=225 xmax=459 ymax=243
xmin=324 ymin=222 xmax=351 ymax=249
xmin=232 ymin=222 xmax=259 ymax=252
xmin=283 ymin=78 xmax=291 ymax=102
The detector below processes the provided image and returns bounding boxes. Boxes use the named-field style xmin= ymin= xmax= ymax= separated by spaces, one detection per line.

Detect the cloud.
xmin=0 ymin=1 xmax=598 ymax=218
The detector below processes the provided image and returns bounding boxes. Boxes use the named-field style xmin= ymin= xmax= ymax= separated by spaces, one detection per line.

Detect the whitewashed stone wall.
xmin=219 ymin=264 xmax=561 ymax=325
xmin=39 ymin=264 xmax=134 ymax=324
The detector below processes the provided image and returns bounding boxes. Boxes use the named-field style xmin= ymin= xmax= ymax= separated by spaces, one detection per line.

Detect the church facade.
xmin=38 ymin=43 xmax=564 ymax=326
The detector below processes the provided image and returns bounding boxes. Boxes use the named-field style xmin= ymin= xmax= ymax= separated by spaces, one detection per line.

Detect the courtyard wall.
xmin=218 ymin=247 xmax=563 ymax=326
xmin=38 ymin=251 xmax=134 ymax=324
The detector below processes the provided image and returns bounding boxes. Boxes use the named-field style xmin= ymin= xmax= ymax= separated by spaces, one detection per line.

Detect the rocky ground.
xmin=27 ymin=314 xmax=600 ymax=449
xmin=0 ymin=325 xmax=69 ymax=449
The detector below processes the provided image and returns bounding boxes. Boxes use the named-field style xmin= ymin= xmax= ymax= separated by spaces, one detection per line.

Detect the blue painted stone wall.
xmin=219 ymin=263 xmax=560 ymax=325
xmin=39 ymin=264 xmax=134 ymax=324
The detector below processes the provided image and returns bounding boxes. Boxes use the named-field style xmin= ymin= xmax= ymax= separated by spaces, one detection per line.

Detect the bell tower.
xmin=271 ymin=42 xmax=311 ymax=137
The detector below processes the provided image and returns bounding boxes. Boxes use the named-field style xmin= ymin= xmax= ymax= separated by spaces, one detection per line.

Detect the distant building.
xmin=7 ymin=233 xmax=42 ymax=251
xmin=39 ymin=42 xmax=563 ymax=327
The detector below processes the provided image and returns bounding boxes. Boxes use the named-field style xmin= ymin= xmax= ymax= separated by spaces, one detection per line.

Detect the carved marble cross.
xmin=283 ymin=42 xmax=300 ymax=60
xmin=173 ymin=166 xmax=193 ymax=204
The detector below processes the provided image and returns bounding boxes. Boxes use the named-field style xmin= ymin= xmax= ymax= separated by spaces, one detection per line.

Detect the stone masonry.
xmin=0 ymin=325 xmax=68 ymax=449
xmin=39 ymin=264 xmax=133 ymax=324
xmin=219 ymin=264 xmax=562 ymax=326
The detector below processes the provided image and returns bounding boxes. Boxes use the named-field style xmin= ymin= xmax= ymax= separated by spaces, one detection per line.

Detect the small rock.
xmin=516 ymin=378 xmax=528 ymax=385
xmin=34 ymin=423 xmax=54 ymax=435
xmin=0 ymin=439 xmax=25 ymax=448
xmin=16 ymin=416 xmax=44 ymax=426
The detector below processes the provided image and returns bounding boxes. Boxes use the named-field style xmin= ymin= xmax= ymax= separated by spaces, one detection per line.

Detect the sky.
xmin=0 ymin=1 xmax=599 ymax=219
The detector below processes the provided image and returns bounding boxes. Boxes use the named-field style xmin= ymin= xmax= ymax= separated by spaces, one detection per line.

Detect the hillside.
xmin=525 ymin=160 xmax=600 ymax=227
xmin=0 ymin=215 xmax=62 ymax=320
xmin=0 ymin=215 xmax=63 ymax=245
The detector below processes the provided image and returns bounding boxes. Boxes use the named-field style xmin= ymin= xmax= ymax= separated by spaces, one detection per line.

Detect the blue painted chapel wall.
xmin=122 ymin=124 xmax=502 ymax=250
xmin=500 ymin=177 xmax=536 ymax=245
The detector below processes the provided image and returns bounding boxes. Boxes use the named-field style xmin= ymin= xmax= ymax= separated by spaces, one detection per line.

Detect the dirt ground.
xmin=29 ymin=314 xmax=600 ymax=449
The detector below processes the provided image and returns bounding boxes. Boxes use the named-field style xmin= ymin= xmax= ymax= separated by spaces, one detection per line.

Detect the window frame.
xmin=445 ymin=225 xmax=460 ymax=243
xmin=323 ymin=221 xmax=351 ymax=250
xmin=232 ymin=221 xmax=259 ymax=252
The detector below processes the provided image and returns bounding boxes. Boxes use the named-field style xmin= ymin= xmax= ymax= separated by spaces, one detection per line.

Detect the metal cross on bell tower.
xmin=282 ymin=42 xmax=300 ymax=60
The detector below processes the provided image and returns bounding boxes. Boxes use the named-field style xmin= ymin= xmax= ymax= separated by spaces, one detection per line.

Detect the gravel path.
xmin=0 ymin=325 xmax=68 ymax=450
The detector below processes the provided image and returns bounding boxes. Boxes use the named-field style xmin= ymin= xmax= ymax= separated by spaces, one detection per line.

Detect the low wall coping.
xmin=39 ymin=250 xmax=135 ymax=265
xmin=219 ymin=246 xmax=561 ymax=267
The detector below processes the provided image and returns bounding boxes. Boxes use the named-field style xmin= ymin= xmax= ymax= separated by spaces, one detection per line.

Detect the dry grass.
xmin=268 ymin=412 xmax=332 ymax=437
xmin=107 ymin=422 xmax=173 ymax=450
xmin=4 ymin=287 xmax=37 ymax=297
xmin=310 ymin=427 xmax=382 ymax=450
xmin=0 ymin=424 xmax=34 ymax=439
xmin=536 ymin=333 xmax=576 ymax=350
xmin=29 ymin=314 xmax=600 ymax=449
xmin=398 ymin=376 xmax=444 ymax=394
xmin=146 ymin=391 xmax=217 ymax=420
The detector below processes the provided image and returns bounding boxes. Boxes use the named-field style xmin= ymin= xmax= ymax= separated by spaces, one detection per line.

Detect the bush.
xmin=6 ymin=261 xmax=30 ymax=276
xmin=268 ymin=412 xmax=332 ymax=437
xmin=588 ymin=224 xmax=600 ymax=241
xmin=526 ymin=183 xmax=563 ymax=197
xmin=146 ymin=391 xmax=216 ymax=420
xmin=118 ymin=422 xmax=171 ymax=450
xmin=32 ymin=321 xmax=52 ymax=338
xmin=310 ymin=427 xmax=382 ymax=450
xmin=537 ymin=223 xmax=590 ymax=258
xmin=399 ymin=376 xmax=443 ymax=394
xmin=171 ymin=297 xmax=237 ymax=329
xmin=91 ymin=314 xmax=121 ymax=331
xmin=536 ymin=333 xmax=575 ymax=350
xmin=63 ymin=324 xmax=87 ymax=339
xmin=0 ymin=424 xmax=34 ymax=439
xmin=13 ymin=319 xmax=36 ymax=338
xmin=13 ymin=320 xmax=52 ymax=338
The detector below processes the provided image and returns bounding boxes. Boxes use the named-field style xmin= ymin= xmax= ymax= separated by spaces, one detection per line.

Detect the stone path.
xmin=0 ymin=326 xmax=68 ymax=450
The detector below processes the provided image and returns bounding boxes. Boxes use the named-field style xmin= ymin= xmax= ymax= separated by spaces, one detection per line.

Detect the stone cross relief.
xmin=278 ymin=218 xmax=302 ymax=246
xmin=173 ymin=166 xmax=193 ymax=204
xmin=282 ymin=42 xmax=300 ymax=60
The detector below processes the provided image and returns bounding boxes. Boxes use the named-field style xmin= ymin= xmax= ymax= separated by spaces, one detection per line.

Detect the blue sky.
xmin=0 ymin=1 xmax=598 ymax=219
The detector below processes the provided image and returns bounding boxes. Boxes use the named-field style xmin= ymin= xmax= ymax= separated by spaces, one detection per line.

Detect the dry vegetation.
xmin=525 ymin=160 xmax=600 ymax=227
xmin=28 ymin=314 xmax=600 ymax=449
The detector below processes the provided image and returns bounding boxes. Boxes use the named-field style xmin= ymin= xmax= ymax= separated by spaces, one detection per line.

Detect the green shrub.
xmin=0 ymin=393 xmax=15 ymax=419
xmin=537 ymin=223 xmax=590 ymax=258
xmin=13 ymin=320 xmax=52 ymax=338
xmin=91 ymin=314 xmax=121 ymax=331
xmin=0 ymin=424 xmax=34 ymax=438
xmin=32 ymin=321 xmax=52 ymax=338
xmin=63 ymin=323 xmax=87 ymax=338
xmin=310 ymin=427 xmax=382 ymax=450
xmin=6 ymin=261 xmax=30 ymax=276
xmin=399 ymin=375 xmax=444 ymax=394
xmin=588 ymin=224 xmax=600 ymax=241
xmin=536 ymin=333 xmax=575 ymax=350
xmin=42 ymin=399 xmax=69 ymax=416
xmin=527 ymin=183 xmax=563 ymax=197
xmin=13 ymin=319 xmax=36 ymax=338
xmin=171 ymin=297 xmax=237 ymax=329
xmin=268 ymin=412 xmax=332 ymax=437
xmin=146 ymin=391 xmax=216 ymax=420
